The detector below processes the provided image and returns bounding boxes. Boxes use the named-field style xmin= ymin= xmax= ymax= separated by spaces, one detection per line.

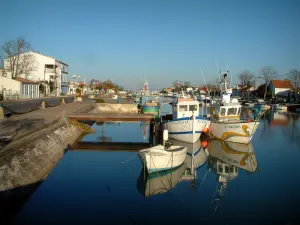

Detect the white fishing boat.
xmin=162 ymin=97 xmax=210 ymax=143
xmin=207 ymin=139 xmax=257 ymax=172
xmin=138 ymin=141 xmax=187 ymax=174
xmin=254 ymin=99 xmax=271 ymax=110
xmin=137 ymin=162 xmax=187 ymax=198
xmin=272 ymin=103 xmax=288 ymax=111
xmin=209 ymin=71 xmax=261 ymax=144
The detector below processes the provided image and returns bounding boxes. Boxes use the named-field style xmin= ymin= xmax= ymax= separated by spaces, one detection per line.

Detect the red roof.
xmin=15 ymin=77 xmax=39 ymax=84
xmin=271 ymin=80 xmax=293 ymax=89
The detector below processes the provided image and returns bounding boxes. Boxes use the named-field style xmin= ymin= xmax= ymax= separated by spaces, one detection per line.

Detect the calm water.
xmin=12 ymin=101 xmax=300 ymax=225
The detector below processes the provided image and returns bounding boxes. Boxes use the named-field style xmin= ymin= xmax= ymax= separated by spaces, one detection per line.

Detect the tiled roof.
xmin=271 ymin=80 xmax=294 ymax=89
xmin=15 ymin=77 xmax=39 ymax=84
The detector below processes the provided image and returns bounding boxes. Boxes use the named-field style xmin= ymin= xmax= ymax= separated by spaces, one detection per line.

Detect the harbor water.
xmin=11 ymin=98 xmax=300 ymax=225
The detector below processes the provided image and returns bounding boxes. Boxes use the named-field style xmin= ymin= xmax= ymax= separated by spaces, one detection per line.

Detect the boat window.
xmin=230 ymin=166 xmax=234 ymax=173
xmin=179 ymin=105 xmax=188 ymax=112
xmin=227 ymin=108 xmax=237 ymax=115
xmin=225 ymin=166 xmax=229 ymax=173
xmin=189 ymin=105 xmax=198 ymax=111
xmin=218 ymin=164 xmax=223 ymax=173
xmin=221 ymin=108 xmax=226 ymax=116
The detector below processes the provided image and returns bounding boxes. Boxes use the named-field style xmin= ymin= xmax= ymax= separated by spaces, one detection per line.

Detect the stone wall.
xmin=0 ymin=123 xmax=81 ymax=191
xmin=97 ymin=103 xmax=138 ymax=113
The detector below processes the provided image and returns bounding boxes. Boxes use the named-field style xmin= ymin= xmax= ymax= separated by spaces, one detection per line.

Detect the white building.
xmin=4 ymin=51 xmax=69 ymax=96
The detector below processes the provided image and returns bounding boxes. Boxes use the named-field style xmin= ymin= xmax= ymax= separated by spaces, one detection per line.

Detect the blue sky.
xmin=0 ymin=0 xmax=299 ymax=89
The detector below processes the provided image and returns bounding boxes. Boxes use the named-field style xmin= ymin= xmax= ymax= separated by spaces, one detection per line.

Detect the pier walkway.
xmin=0 ymin=101 xmax=95 ymax=150
xmin=68 ymin=113 xmax=154 ymax=122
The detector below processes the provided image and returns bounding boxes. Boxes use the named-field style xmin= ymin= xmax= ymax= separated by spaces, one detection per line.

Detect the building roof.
xmin=271 ymin=80 xmax=294 ymax=89
xmin=29 ymin=51 xmax=69 ymax=66
xmin=15 ymin=77 xmax=39 ymax=84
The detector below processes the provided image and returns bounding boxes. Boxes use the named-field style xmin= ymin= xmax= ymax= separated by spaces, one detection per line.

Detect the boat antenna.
xmin=200 ymin=68 xmax=211 ymax=99
xmin=226 ymin=64 xmax=232 ymax=88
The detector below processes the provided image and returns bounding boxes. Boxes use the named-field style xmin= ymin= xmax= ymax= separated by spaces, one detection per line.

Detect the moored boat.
xmin=209 ymin=71 xmax=261 ymax=144
xmin=138 ymin=143 xmax=187 ymax=174
xmin=272 ymin=103 xmax=288 ymax=111
xmin=162 ymin=98 xmax=209 ymax=143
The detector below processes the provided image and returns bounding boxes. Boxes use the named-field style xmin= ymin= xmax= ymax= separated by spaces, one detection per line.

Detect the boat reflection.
xmin=207 ymin=139 xmax=257 ymax=172
xmin=137 ymin=138 xmax=208 ymax=198
xmin=137 ymin=162 xmax=187 ymax=198
xmin=206 ymin=139 xmax=258 ymax=215
xmin=169 ymin=138 xmax=207 ymax=181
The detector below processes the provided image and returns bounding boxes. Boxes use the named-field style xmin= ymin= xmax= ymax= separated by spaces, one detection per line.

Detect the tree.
xmin=238 ymin=70 xmax=255 ymax=98
xmin=258 ymin=67 xmax=279 ymax=100
xmin=19 ymin=52 xmax=37 ymax=79
xmin=2 ymin=37 xmax=36 ymax=79
xmin=287 ymin=69 xmax=300 ymax=90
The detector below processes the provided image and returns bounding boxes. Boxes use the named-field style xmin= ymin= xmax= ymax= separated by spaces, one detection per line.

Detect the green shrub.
xmin=96 ymin=98 xmax=105 ymax=103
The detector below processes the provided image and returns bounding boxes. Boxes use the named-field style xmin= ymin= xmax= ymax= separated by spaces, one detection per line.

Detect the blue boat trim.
xmin=169 ymin=131 xmax=202 ymax=135
xmin=163 ymin=116 xmax=209 ymax=123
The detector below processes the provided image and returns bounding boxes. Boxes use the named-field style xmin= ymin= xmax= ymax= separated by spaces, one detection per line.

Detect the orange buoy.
xmin=202 ymin=127 xmax=208 ymax=133
xmin=201 ymin=140 xmax=208 ymax=148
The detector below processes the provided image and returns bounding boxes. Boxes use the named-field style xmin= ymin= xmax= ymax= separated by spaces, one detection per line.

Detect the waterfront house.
xmin=0 ymin=75 xmax=40 ymax=100
xmin=4 ymin=51 xmax=69 ymax=96
xmin=269 ymin=80 xmax=294 ymax=97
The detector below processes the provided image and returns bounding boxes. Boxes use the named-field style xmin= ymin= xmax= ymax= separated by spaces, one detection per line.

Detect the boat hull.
xmin=209 ymin=121 xmax=260 ymax=144
xmin=142 ymin=105 xmax=159 ymax=117
xmin=163 ymin=117 xmax=209 ymax=143
xmin=139 ymin=145 xmax=187 ymax=173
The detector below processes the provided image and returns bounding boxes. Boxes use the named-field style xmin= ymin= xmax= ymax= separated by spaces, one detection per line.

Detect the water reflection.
xmin=207 ymin=139 xmax=258 ymax=215
xmin=137 ymin=161 xmax=187 ymax=198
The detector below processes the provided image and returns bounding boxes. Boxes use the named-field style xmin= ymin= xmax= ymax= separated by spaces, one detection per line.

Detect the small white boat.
xmin=273 ymin=103 xmax=287 ymax=111
xmin=162 ymin=97 xmax=209 ymax=143
xmin=139 ymin=144 xmax=187 ymax=174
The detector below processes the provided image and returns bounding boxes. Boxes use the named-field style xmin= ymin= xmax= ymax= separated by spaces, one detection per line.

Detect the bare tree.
xmin=19 ymin=52 xmax=37 ymax=79
xmin=287 ymin=69 xmax=300 ymax=90
xmin=238 ymin=70 xmax=255 ymax=98
xmin=1 ymin=37 xmax=35 ymax=78
xmin=258 ymin=67 xmax=279 ymax=100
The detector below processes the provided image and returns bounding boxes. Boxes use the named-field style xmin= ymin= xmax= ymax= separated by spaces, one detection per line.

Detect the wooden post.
xmin=41 ymin=100 xmax=46 ymax=109
xmin=0 ymin=104 xmax=4 ymax=120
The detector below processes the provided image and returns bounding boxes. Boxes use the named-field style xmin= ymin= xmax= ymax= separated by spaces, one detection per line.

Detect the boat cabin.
xmin=210 ymin=98 xmax=242 ymax=120
xmin=172 ymin=98 xmax=199 ymax=119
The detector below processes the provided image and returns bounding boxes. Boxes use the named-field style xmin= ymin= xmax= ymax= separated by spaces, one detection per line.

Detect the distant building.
xmin=269 ymin=80 xmax=294 ymax=97
xmin=4 ymin=51 xmax=69 ymax=96
xmin=0 ymin=75 xmax=40 ymax=100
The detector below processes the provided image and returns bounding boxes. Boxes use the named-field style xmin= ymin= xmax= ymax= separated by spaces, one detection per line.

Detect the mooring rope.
xmin=1 ymin=101 xmax=42 ymax=114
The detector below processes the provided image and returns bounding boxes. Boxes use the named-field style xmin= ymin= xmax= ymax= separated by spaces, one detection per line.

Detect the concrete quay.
xmin=0 ymin=101 xmax=96 ymax=189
